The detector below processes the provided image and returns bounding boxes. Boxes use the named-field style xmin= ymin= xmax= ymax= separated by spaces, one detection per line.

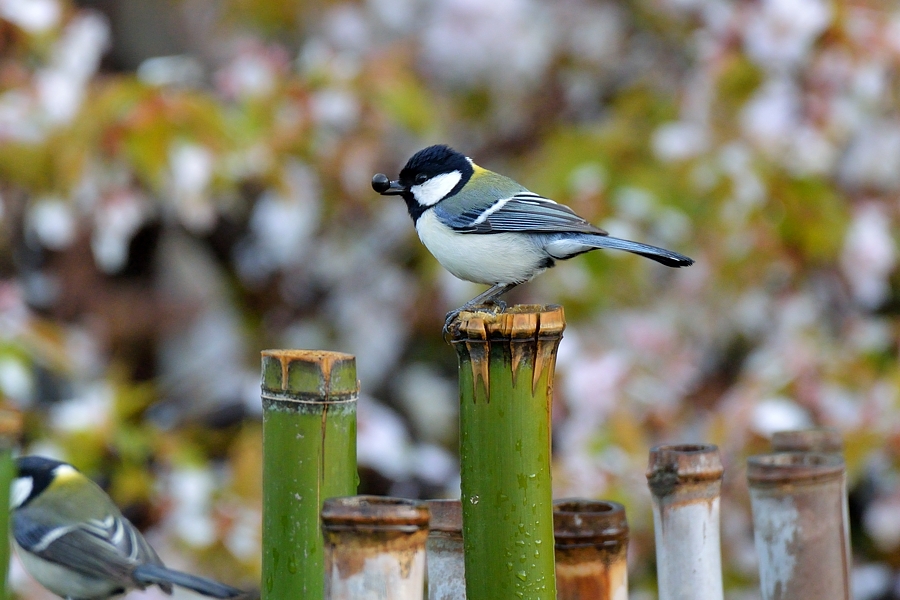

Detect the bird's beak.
xmin=372 ymin=173 xmax=406 ymax=196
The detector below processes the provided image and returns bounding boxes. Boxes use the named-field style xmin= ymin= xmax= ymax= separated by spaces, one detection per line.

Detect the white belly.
xmin=415 ymin=211 xmax=549 ymax=285
xmin=16 ymin=541 xmax=125 ymax=598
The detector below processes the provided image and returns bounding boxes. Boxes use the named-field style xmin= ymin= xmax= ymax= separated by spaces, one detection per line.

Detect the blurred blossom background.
xmin=1 ymin=0 xmax=900 ymax=597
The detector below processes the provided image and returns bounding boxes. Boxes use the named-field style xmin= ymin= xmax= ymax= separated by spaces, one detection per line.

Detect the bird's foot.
xmin=442 ymin=308 xmax=462 ymax=340
xmin=486 ymin=299 xmax=507 ymax=313
xmin=442 ymin=300 xmax=509 ymax=341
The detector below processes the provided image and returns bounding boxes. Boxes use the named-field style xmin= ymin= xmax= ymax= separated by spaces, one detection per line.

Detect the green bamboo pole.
xmin=450 ymin=304 xmax=564 ymax=600
xmin=260 ymin=350 xmax=359 ymax=600
xmin=0 ymin=408 xmax=21 ymax=600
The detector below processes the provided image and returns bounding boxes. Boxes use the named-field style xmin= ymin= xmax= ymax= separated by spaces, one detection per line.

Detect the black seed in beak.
xmin=372 ymin=173 xmax=405 ymax=195
xmin=372 ymin=173 xmax=391 ymax=193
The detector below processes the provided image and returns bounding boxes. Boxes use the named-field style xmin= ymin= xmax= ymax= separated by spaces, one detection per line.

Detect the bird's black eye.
xmin=415 ymin=173 xmax=428 ymax=184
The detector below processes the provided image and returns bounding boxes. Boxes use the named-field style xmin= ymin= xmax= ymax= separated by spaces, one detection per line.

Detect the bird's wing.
xmin=14 ymin=509 xmax=161 ymax=586
xmin=436 ymin=192 xmax=607 ymax=235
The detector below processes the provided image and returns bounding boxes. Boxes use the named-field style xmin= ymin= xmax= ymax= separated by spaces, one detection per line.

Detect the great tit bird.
xmin=372 ymin=144 xmax=694 ymax=332
xmin=11 ymin=456 xmax=245 ymax=599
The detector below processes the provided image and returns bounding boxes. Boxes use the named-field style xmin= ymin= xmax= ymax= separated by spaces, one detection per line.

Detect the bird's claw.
xmin=442 ymin=307 xmax=465 ymax=341
xmin=441 ymin=301 xmax=508 ymax=342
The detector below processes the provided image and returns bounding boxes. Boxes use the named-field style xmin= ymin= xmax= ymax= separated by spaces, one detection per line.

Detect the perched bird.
xmin=372 ymin=144 xmax=694 ymax=332
xmin=11 ymin=456 xmax=245 ymax=600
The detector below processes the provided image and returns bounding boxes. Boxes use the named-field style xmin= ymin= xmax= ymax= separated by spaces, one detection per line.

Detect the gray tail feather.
xmin=133 ymin=564 xmax=245 ymax=598
xmin=578 ymin=234 xmax=694 ymax=268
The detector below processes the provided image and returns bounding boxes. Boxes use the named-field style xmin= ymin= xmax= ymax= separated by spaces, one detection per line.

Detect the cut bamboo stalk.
xmin=426 ymin=499 xmax=465 ymax=600
xmin=0 ymin=408 xmax=21 ymax=600
xmin=747 ymin=452 xmax=850 ymax=600
xmin=554 ymin=499 xmax=628 ymax=600
xmin=771 ymin=428 xmax=843 ymax=454
xmin=553 ymin=498 xmax=628 ymax=600
xmin=260 ymin=350 xmax=359 ymax=600
xmin=322 ymin=495 xmax=429 ymax=600
xmin=647 ymin=444 xmax=724 ymax=600
xmin=450 ymin=304 xmax=565 ymax=600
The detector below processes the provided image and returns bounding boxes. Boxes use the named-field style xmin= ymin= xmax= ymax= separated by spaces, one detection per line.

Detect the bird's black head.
xmin=398 ymin=145 xmax=471 ymax=187
xmin=13 ymin=456 xmax=73 ymax=508
xmin=372 ymin=144 xmax=474 ymax=221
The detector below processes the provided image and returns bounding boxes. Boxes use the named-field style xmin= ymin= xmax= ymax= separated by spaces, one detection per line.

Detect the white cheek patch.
xmin=11 ymin=476 xmax=33 ymax=508
xmin=410 ymin=171 xmax=462 ymax=207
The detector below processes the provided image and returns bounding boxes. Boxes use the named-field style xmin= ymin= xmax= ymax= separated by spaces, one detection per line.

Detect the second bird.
xmin=373 ymin=144 xmax=694 ymax=332
xmin=11 ymin=456 xmax=245 ymax=599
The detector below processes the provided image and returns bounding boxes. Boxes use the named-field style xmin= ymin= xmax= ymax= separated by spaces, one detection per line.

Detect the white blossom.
xmin=839 ymin=122 xmax=900 ymax=191
xmin=91 ymin=191 xmax=150 ymax=273
xmin=166 ymin=467 xmax=218 ymax=548
xmin=37 ymin=11 xmax=109 ymax=123
xmin=841 ymin=203 xmax=896 ymax=308
xmin=28 ymin=197 xmax=76 ymax=250
xmin=653 ymin=121 xmax=710 ymax=162
xmin=0 ymin=0 xmax=60 ymax=33
xmin=744 ymin=0 xmax=831 ymax=70
xmin=168 ymin=143 xmax=215 ymax=232
xmin=751 ymin=397 xmax=812 ymax=437
xmin=420 ymin=0 xmax=555 ymax=89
